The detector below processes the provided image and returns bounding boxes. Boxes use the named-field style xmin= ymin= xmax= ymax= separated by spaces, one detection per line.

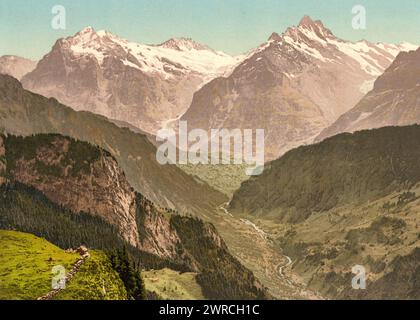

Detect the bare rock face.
xmin=317 ymin=47 xmax=420 ymax=142
xmin=7 ymin=135 xmax=140 ymax=247
xmin=21 ymin=28 xmax=242 ymax=134
xmin=135 ymin=195 xmax=204 ymax=271
xmin=0 ymin=55 xmax=37 ymax=80
xmin=180 ymin=16 xmax=417 ymax=160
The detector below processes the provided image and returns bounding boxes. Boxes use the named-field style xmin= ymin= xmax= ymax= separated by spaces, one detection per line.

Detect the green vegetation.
xmin=0 ymin=75 xmax=227 ymax=216
xmin=108 ymin=248 xmax=145 ymax=300
xmin=0 ymin=132 xmax=268 ymax=300
xmin=143 ymin=268 xmax=205 ymax=300
xmin=0 ymin=182 xmax=128 ymax=250
xmin=231 ymin=125 xmax=420 ymax=223
xmin=0 ymin=182 xmax=183 ymax=272
xmin=170 ymin=216 xmax=267 ymax=300
xmin=55 ymin=251 xmax=127 ymax=300
xmin=0 ymin=230 xmax=127 ymax=300
xmin=5 ymin=134 xmax=103 ymax=178
xmin=346 ymin=216 xmax=406 ymax=246
xmin=256 ymin=185 xmax=420 ymax=299
xmin=229 ymin=125 xmax=420 ymax=299
xmin=0 ymin=230 xmax=79 ymax=300
xmin=178 ymin=160 xmax=251 ymax=197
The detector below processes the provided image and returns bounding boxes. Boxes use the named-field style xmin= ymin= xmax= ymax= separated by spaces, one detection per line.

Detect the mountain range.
xmin=20 ymin=27 xmax=243 ymax=134
xmin=1 ymin=14 xmax=419 ymax=300
xmin=1 ymin=16 xmax=417 ymax=161
xmin=180 ymin=16 xmax=417 ymax=160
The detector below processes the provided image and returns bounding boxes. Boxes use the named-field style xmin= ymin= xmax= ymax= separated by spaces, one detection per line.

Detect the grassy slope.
xmin=0 ymin=230 xmax=127 ymax=300
xmin=56 ymin=251 xmax=127 ymax=300
xmin=178 ymin=162 xmax=251 ymax=198
xmin=143 ymin=268 xmax=204 ymax=300
xmin=0 ymin=230 xmax=79 ymax=300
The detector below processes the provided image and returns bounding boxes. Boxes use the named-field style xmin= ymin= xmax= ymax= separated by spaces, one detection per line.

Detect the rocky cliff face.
xmin=3 ymin=134 xmax=219 ymax=263
xmin=5 ymin=134 xmax=140 ymax=247
xmin=317 ymin=47 xmax=420 ymax=142
xmin=135 ymin=194 xmax=196 ymax=265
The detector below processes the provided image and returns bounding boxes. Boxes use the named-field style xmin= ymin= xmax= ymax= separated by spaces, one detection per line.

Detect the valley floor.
xmin=209 ymin=204 xmax=323 ymax=299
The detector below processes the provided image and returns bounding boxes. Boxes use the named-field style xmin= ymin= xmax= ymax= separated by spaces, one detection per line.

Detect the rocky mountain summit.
xmin=181 ymin=16 xmax=417 ymax=160
xmin=21 ymin=27 xmax=243 ymax=134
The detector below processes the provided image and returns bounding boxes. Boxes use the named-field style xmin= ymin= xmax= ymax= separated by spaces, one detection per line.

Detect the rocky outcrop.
xmin=136 ymin=195 xmax=190 ymax=263
xmin=5 ymin=134 xmax=140 ymax=247
xmin=3 ymin=133 xmax=231 ymax=269
xmin=1 ymin=133 xmax=268 ymax=299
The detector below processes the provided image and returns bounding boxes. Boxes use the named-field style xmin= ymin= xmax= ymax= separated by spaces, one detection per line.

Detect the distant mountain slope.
xmin=230 ymin=125 xmax=420 ymax=221
xmin=0 ymin=74 xmax=227 ymax=215
xmin=317 ymin=47 xmax=420 ymax=142
xmin=142 ymin=268 xmax=205 ymax=300
xmin=0 ymin=55 xmax=36 ymax=80
xmin=0 ymin=133 xmax=267 ymax=300
xmin=21 ymin=27 xmax=243 ymax=134
xmin=229 ymin=125 xmax=420 ymax=299
xmin=181 ymin=16 xmax=417 ymax=160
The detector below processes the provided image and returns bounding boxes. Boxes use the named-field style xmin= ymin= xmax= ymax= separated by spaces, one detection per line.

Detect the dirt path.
xmin=37 ymin=247 xmax=90 ymax=300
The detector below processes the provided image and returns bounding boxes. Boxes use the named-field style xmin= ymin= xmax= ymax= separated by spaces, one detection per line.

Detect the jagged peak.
xmin=268 ymin=32 xmax=282 ymax=42
xmin=76 ymin=26 xmax=95 ymax=36
xmin=284 ymin=15 xmax=335 ymax=41
xmin=158 ymin=37 xmax=212 ymax=51
xmin=298 ymin=15 xmax=323 ymax=29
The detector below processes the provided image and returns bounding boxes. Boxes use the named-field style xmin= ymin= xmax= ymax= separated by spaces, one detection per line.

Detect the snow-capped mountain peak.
xmin=260 ymin=16 xmax=418 ymax=79
xmin=22 ymin=27 xmax=246 ymax=134
xmin=158 ymin=37 xmax=212 ymax=52
xmin=62 ymin=27 xmax=242 ymax=79
xmin=298 ymin=15 xmax=333 ymax=35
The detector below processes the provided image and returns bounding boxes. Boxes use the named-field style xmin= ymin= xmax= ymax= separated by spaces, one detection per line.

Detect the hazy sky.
xmin=1 ymin=0 xmax=419 ymax=59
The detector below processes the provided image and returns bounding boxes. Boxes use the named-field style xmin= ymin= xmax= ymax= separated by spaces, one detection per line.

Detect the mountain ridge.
xmin=21 ymin=27 xmax=243 ymax=134
xmin=180 ymin=15 xmax=417 ymax=160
